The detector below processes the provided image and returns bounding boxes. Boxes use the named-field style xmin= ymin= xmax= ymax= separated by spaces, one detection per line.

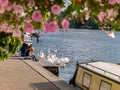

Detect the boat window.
xmin=99 ymin=80 xmax=111 ymax=90
xmin=82 ymin=72 xmax=91 ymax=89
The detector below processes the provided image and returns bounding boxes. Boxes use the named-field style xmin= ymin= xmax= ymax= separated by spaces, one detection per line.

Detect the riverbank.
xmin=0 ymin=54 xmax=77 ymax=90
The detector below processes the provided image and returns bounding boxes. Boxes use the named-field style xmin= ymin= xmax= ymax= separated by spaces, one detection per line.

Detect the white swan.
xmin=59 ymin=54 xmax=70 ymax=64
xmin=60 ymin=57 xmax=70 ymax=64
xmin=39 ymin=50 xmax=46 ymax=59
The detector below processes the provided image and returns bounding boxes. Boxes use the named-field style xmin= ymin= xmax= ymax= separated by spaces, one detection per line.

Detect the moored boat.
xmin=70 ymin=61 xmax=120 ymax=90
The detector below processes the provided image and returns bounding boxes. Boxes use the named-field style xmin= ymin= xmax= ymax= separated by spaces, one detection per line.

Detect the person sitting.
xmin=20 ymin=43 xmax=29 ymax=56
xmin=26 ymin=44 xmax=38 ymax=62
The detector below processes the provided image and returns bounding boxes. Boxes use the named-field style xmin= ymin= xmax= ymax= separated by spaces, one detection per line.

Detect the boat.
xmin=70 ymin=61 xmax=120 ymax=90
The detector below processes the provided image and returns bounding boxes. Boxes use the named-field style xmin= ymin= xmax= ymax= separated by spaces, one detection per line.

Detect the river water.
xmin=32 ymin=29 xmax=120 ymax=83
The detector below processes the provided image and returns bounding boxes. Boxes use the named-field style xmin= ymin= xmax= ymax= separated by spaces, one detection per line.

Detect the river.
xmin=32 ymin=29 xmax=120 ymax=83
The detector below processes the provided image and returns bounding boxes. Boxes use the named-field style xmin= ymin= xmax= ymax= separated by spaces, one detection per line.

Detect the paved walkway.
xmin=0 ymin=55 xmax=77 ymax=90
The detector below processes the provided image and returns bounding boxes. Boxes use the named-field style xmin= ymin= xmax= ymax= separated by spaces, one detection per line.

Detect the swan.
xmin=39 ymin=50 xmax=46 ymax=59
xmin=59 ymin=54 xmax=70 ymax=64
xmin=46 ymin=49 xmax=60 ymax=64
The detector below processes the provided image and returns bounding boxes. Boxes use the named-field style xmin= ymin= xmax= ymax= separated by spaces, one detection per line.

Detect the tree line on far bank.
xmin=69 ymin=17 xmax=99 ymax=29
xmin=69 ymin=18 xmax=120 ymax=31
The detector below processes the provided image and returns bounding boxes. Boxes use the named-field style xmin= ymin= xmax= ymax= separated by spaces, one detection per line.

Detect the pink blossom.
xmin=27 ymin=0 xmax=35 ymax=7
xmin=5 ymin=3 xmax=12 ymax=11
xmin=16 ymin=24 xmax=21 ymax=29
xmin=48 ymin=21 xmax=59 ymax=33
xmin=6 ymin=25 xmax=14 ymax=33
xmin=17 ymin=30 xmax=22 ymax=37
xmin=85 ymin=12 xmax=90 ymax=20
xmin=106 ymin=31 xmax=115 ymax=38
xmin=12 ymin=30 xmax=21 ymax=37
xmin=106 ymin=9 xmax=114 ymax=19
xmin=51 ymin=4 xmax=61 ymax=15
xmin=0 ymin=7 xmax=5 ymax=14
xmin=32 ymin=10 xmax=43 ymax=22
xmin=6 ymin=28 xmax=13 ymax=33
xmin=24 ymin=17 xmax=32 ymax=23
xmin=12 ymin=30 xmax=18 ymax=37
xmin=14 ymin=5 xmax=24 ymax=14
xmin=12 ymin=2 xmax=16 ymax=9
xmin=116 ymin=0 xmax=120 ymax=4
xmin=108 ymin=0 xmax=116 ymax=5
xmin=43 ymin=21 xmax=59 ymax=33
xmin=61 ymin=19 xmax=70 ymax=31
xmin=24 ymin=23 xmax=34 ymax=33
xmin=0 ymin=22 xmax=8 ymax=32
xmin=97 ymin=11 xmax=106 ymax=22
xmin=43 ymin=22 xmax=49 ymax=33
xmin=106 ymin=9 xmax=118 ymax=21
xmin=0 ymin=0 xmax=9 ymax=7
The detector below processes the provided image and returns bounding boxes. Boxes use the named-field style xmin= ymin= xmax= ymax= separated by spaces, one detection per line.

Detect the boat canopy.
xmin=79 ymin=61 xmax=120 ymax=83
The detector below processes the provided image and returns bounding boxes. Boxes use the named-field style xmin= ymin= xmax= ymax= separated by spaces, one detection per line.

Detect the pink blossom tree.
xmin=0 ymin=0 xmax=120 ymax=60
